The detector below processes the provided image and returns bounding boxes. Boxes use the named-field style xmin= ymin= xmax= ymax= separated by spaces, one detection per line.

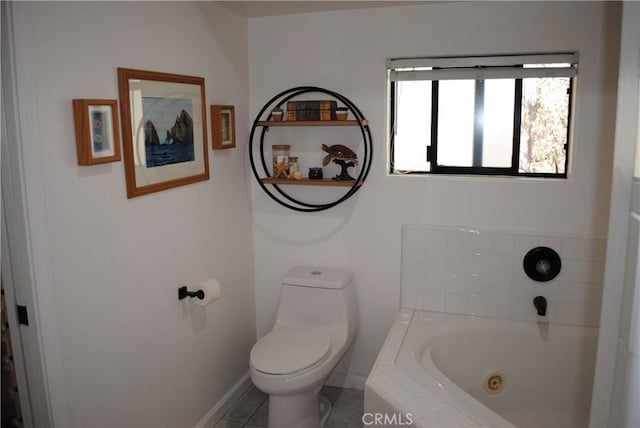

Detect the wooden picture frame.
xmin=73 ymin=99 xmax=121 ymax=165
xmin=117 ymin=68 xmax=210 ymax=198
xmin=211 ymin=105 xmax=236 ymax=150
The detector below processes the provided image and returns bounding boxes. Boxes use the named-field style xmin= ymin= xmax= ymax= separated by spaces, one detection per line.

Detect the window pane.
xmin=437 ymin=80 xmax=475 ymax=167
xmin=482 ymin=79 xmax=515 ymax=167
xmin=520 ymin=77 xmax=570 ymax=174
xmin=393 ymin=81 xmax=431 ymax=172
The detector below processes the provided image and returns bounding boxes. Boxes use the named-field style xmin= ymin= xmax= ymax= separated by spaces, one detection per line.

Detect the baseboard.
xmin=325 ymin=371 xmax=366 ymax=391
xmin=193 ymin=371 xmax=252 ymax=428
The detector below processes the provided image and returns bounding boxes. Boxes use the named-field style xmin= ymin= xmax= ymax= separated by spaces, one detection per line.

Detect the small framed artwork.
xmin=211 ymin=105 xmax=236 ymax=150
xmin=118 ymin=68 xmax=210 ymax=198
xmin=73 ymin=99 xmax=121 ymax=165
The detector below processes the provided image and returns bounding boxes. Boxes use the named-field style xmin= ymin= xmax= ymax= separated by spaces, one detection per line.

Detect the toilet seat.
xmin=251 ymin=327 xmax=331 ymax=375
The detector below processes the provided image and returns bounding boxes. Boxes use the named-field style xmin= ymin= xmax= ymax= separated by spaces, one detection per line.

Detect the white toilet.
xmin=249 ymin=266 xmax=358 ymax=428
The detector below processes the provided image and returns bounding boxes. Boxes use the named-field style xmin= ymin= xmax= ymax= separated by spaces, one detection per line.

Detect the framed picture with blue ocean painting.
xmin=73 ymin=99 xmax=121 ymax=165
xmin=118 ymin=68 xmax=210 ymax=198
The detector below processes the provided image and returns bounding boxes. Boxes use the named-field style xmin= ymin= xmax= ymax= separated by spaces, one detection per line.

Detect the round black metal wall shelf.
xmin=249 ymin=86 xmax=372 ymax=212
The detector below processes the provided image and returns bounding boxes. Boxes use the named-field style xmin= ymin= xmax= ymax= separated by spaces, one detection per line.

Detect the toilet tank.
xmin=282 ymin=266 xmax=353 ymax=289
xmin=275 ymin=267 xmax=358 ymax=338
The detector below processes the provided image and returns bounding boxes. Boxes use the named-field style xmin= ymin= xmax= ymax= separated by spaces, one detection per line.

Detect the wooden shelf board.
xmin=256 ymin=120 xmax=360 ymax=127
xmin=260 ymin=177 xmax=362 ymax=187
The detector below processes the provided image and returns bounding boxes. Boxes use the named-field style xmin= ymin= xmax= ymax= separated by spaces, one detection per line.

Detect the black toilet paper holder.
xmin=178 ymin=286 xmax=204 ymax=301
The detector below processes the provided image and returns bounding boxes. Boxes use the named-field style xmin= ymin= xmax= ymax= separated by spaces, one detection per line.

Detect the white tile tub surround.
xmin=401 ymin=225 xmax=606 ymax=326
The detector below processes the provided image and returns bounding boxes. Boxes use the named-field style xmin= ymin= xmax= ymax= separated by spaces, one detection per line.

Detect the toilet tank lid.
xmin=282 ymin=266 xmax=353 ymax=289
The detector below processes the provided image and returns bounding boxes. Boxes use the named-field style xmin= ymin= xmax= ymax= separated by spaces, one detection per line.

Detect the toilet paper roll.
xmin=193 ymin=279 xmax=221 ymax=306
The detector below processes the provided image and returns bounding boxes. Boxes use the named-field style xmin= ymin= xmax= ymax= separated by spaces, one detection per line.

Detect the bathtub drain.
xmin=484 ymin=371 xmax=505 ymax=394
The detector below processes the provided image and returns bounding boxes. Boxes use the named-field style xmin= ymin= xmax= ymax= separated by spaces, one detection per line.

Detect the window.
xmin=388 ymin=53 xmax=577 ymax=177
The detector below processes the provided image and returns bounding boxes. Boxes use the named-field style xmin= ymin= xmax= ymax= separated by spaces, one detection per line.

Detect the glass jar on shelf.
xmin=272 ymin=144 xmax=290 ymax=177
xmin=288 ymin=156 xmax=299 ymax=175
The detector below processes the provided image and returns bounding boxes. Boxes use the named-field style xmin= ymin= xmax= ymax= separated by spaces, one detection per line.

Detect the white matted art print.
xmin=118 ymin=68 xmax=210 ymax=198
xmin=73 ymin=99 xmax=121 ymax=165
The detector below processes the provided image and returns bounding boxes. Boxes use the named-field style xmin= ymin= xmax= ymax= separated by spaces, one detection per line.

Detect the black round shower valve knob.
xmin=523 ymin=246 xmax=561 ymax=282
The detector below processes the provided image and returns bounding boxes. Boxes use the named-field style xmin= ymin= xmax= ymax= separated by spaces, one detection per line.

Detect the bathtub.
xmin=364 ymin=309 xmax=598 ymax=428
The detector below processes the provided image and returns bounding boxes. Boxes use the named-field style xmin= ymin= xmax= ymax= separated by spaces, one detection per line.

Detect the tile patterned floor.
xmin=214 ymin=384 xmax=364 ymax=428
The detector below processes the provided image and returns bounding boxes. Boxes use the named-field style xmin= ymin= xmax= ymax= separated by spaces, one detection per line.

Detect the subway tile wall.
xmin=401 ymin=225 xmax=606 ymax=326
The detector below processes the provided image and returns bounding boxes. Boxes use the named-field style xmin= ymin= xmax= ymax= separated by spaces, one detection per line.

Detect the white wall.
xmin=596 ymin=3 xmax=640 ymax=426
xmin=14 ymin=2 xmax=255 ymax=426
xmin=248 ymin=2 xmax=620 ymax=387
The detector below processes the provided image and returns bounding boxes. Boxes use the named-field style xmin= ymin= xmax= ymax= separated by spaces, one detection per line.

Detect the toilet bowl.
xmin=250 ymin=266 xmax=358 ymax=428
